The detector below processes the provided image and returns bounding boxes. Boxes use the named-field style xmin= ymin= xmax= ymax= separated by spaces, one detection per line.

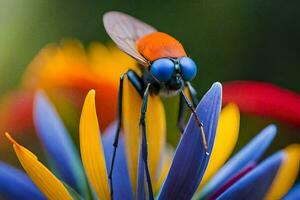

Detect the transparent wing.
xmin=103 ymin=11 xmax=157 ymax=66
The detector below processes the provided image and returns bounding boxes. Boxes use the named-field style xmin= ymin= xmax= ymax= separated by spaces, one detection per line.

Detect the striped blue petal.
xmin=102 ymin=122 xmax=134 ymax=200
xmin=217 ymin=151 xmax=284 ymax=200
xmin=0 ymin=161 xmax=46 ymax=200
xmin=198 ymin=124 xmax=277 ymax=199
xmin=33 ymin=91 xmax=88 ymax=196
xmin=158 ymin=82 xmax=222 ymax=200
xmin=283 ymin=184 xmax=300 ymax=200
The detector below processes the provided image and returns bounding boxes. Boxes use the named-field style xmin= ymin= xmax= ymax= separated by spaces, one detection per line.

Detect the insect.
xmin=103 ymin=11 xmax=209 ymax=199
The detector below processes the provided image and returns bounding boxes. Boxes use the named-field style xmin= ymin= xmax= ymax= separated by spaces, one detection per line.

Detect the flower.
xmin=2 ymin=41 xmax=300 ymax=140
xmin=1 ymin=82 xmax=299 ymax=199
xmin=0 ymin=40 xmax=137 ymax=136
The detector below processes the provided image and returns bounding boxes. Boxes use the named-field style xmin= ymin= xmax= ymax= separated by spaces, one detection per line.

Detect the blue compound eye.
xmin=150 ymin=58 xmax=175 ymax=82
xmin=179 ymin=57 xmax=197 ymax=81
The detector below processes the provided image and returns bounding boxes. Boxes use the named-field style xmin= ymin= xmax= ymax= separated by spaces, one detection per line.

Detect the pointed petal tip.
xmin=277 ymin=150 xmax=287 ymax=162
xmin=35 ymin=89 xmax=45 ymax=97
xmin=212 ymin=82 xmax=222 ymax=89
xmin=33 ymin=90 xmax=50 ymax=116
xmin=8 ymin=137 xmax=73 ymax=200
xmin=262 ymin=124 xmax=277 ymax=140
xmin=211 ymin=82 xmax=222 ymax=95
xmin=211 ymin=82 xmax=222 ymax=103
xmin=87 ymin=89 xmax=96 ymax=96
xmin=34 ymin=89 xmax=48 ymax=105
xmin=5 ymin=132 xmax=17 ymax=145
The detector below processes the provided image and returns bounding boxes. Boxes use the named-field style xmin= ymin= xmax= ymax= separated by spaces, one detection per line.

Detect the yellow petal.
xmin=197 ymin=103 xmax=240 ymax=190
xmin=264 ymin=144 xmax=300 ymax=200
xmin=5 ymin=132 xmax=72 ymax=200
xmin=154 ymin=145 xmax=173 ymax=194
xmin=79 ymin=90 xmax=110 ymax=199
xmin=123 ymin=76 xmax=166 ymax=192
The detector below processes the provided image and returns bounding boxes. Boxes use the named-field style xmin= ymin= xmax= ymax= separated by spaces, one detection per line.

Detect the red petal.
xmin=0 ymin=90 xmax=34 ymax=133
xmin=223 ymin=81 xmax=300 ymax=126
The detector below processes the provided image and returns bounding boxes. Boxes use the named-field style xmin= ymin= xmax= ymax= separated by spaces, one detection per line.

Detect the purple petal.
xmin=102 ymin=122 xmax=134 ymax=200
xmin=283 ymin=184 xmax=300 ymax=200
xmin=33 ymin=91 xmax=88 ymax=196
xmin=218 ymin=151 xmax=284 ymax=200
xmin=198 ymin=124 xmax=277 ymax=199
xmin=158 ymin=82 xmax=222 ymax=199
xmin=208 ymin=162 xmax=256 ymax=200
xmin=0 ymin=161 xmax=46 ymax=200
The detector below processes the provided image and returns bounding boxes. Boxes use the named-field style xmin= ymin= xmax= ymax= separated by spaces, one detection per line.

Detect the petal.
xmin=208 ymin=163 xmax=256 ymax=200
xmin=283 ymin=184 xmax=300 ymax=200
xmin=197 ymin=103 xmax=240 ymax=190
xmin=34 ymin=90 xmax=88 ymax=196
xmin=5 ymin=132 xmax=72 ymax=200
xmin=223 ymin=81 xmax=300 ymax=126
xmin=0 ymin=161 xmax=46 ymax=200
xmin=102 ymin=122 xmax=134 ymax=200
xmin=0 ymin=90 xmax=34 ymax=134
xmin=79 ymin=89 xmax=110 ymax=199
xmin=198 ymin=124 xmax=277 ymax=199
xmin=22 ymin=40 xmax=119 ymax=130
xmin=136 ymin=144 xmax=146 ymax=200
xmin=154 ymin=146 xmax=173 ymax=194
xmin=217 ymin=151 xmax=284 ymax=200
xmin=123 ymin=76 xmax=166 ymax=191
xmin=22 ymin=40 xmax=89 ymax=89
xmin=158 ymin=82 xmax=222 ymax=200
xmin=265 ymin=144 xmax=300 ymax=199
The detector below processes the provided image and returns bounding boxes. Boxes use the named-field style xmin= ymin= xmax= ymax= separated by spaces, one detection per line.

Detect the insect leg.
xmin=180 ymin=91 xmax=209 ymax=155
xmin=177 ymin=94 xmax=186 ymax=133
xmin=139 ymin=83 xmax=154 ymax=200
xmin=108 ymin=69 xmax=145 ymax=199
xmin=177 ymin=82 xmax=198 ymax=134
xmin=108 ymin=73 xmax=125 ymax=199
xmin=186 ymin=82 xmax=199 ymax=107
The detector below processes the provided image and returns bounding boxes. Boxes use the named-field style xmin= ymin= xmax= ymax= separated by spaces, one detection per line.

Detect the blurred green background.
xmin=0 ymin=0 xmax=299 ymax=157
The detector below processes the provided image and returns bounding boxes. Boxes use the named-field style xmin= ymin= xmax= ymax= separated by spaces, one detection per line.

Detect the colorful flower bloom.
xmin=1 ymin=41 xmax=300 ymax=142
xmin=0 ymin=40 xmax=136 ymax=136
xmin=1 ymin=82 xmax=299 ymax=199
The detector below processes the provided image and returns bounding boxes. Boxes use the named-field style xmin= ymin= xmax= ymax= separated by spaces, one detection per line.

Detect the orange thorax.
xmin=136 ymin=32 xmax=187 ymax=62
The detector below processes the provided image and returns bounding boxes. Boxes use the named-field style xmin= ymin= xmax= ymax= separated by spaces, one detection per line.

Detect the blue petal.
xmin=283 ymin=184 xmax=300 ymax=200
xmin=102 ymin=122 xmax=134 ymax=200
xmin=198 ymin=124 xmax=277 ymax=199
xmin=0 ymin=161 xmax=46 ymax=200
xmin=33 ymin=91 xmax=88 ymax=196
xmin=217 ymin=151 xmax=284 ymax=200
xmin=158 ymin=82 xmax=222 ymax=199
xmin=136 ymin=146 xmax=146 ymax=200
